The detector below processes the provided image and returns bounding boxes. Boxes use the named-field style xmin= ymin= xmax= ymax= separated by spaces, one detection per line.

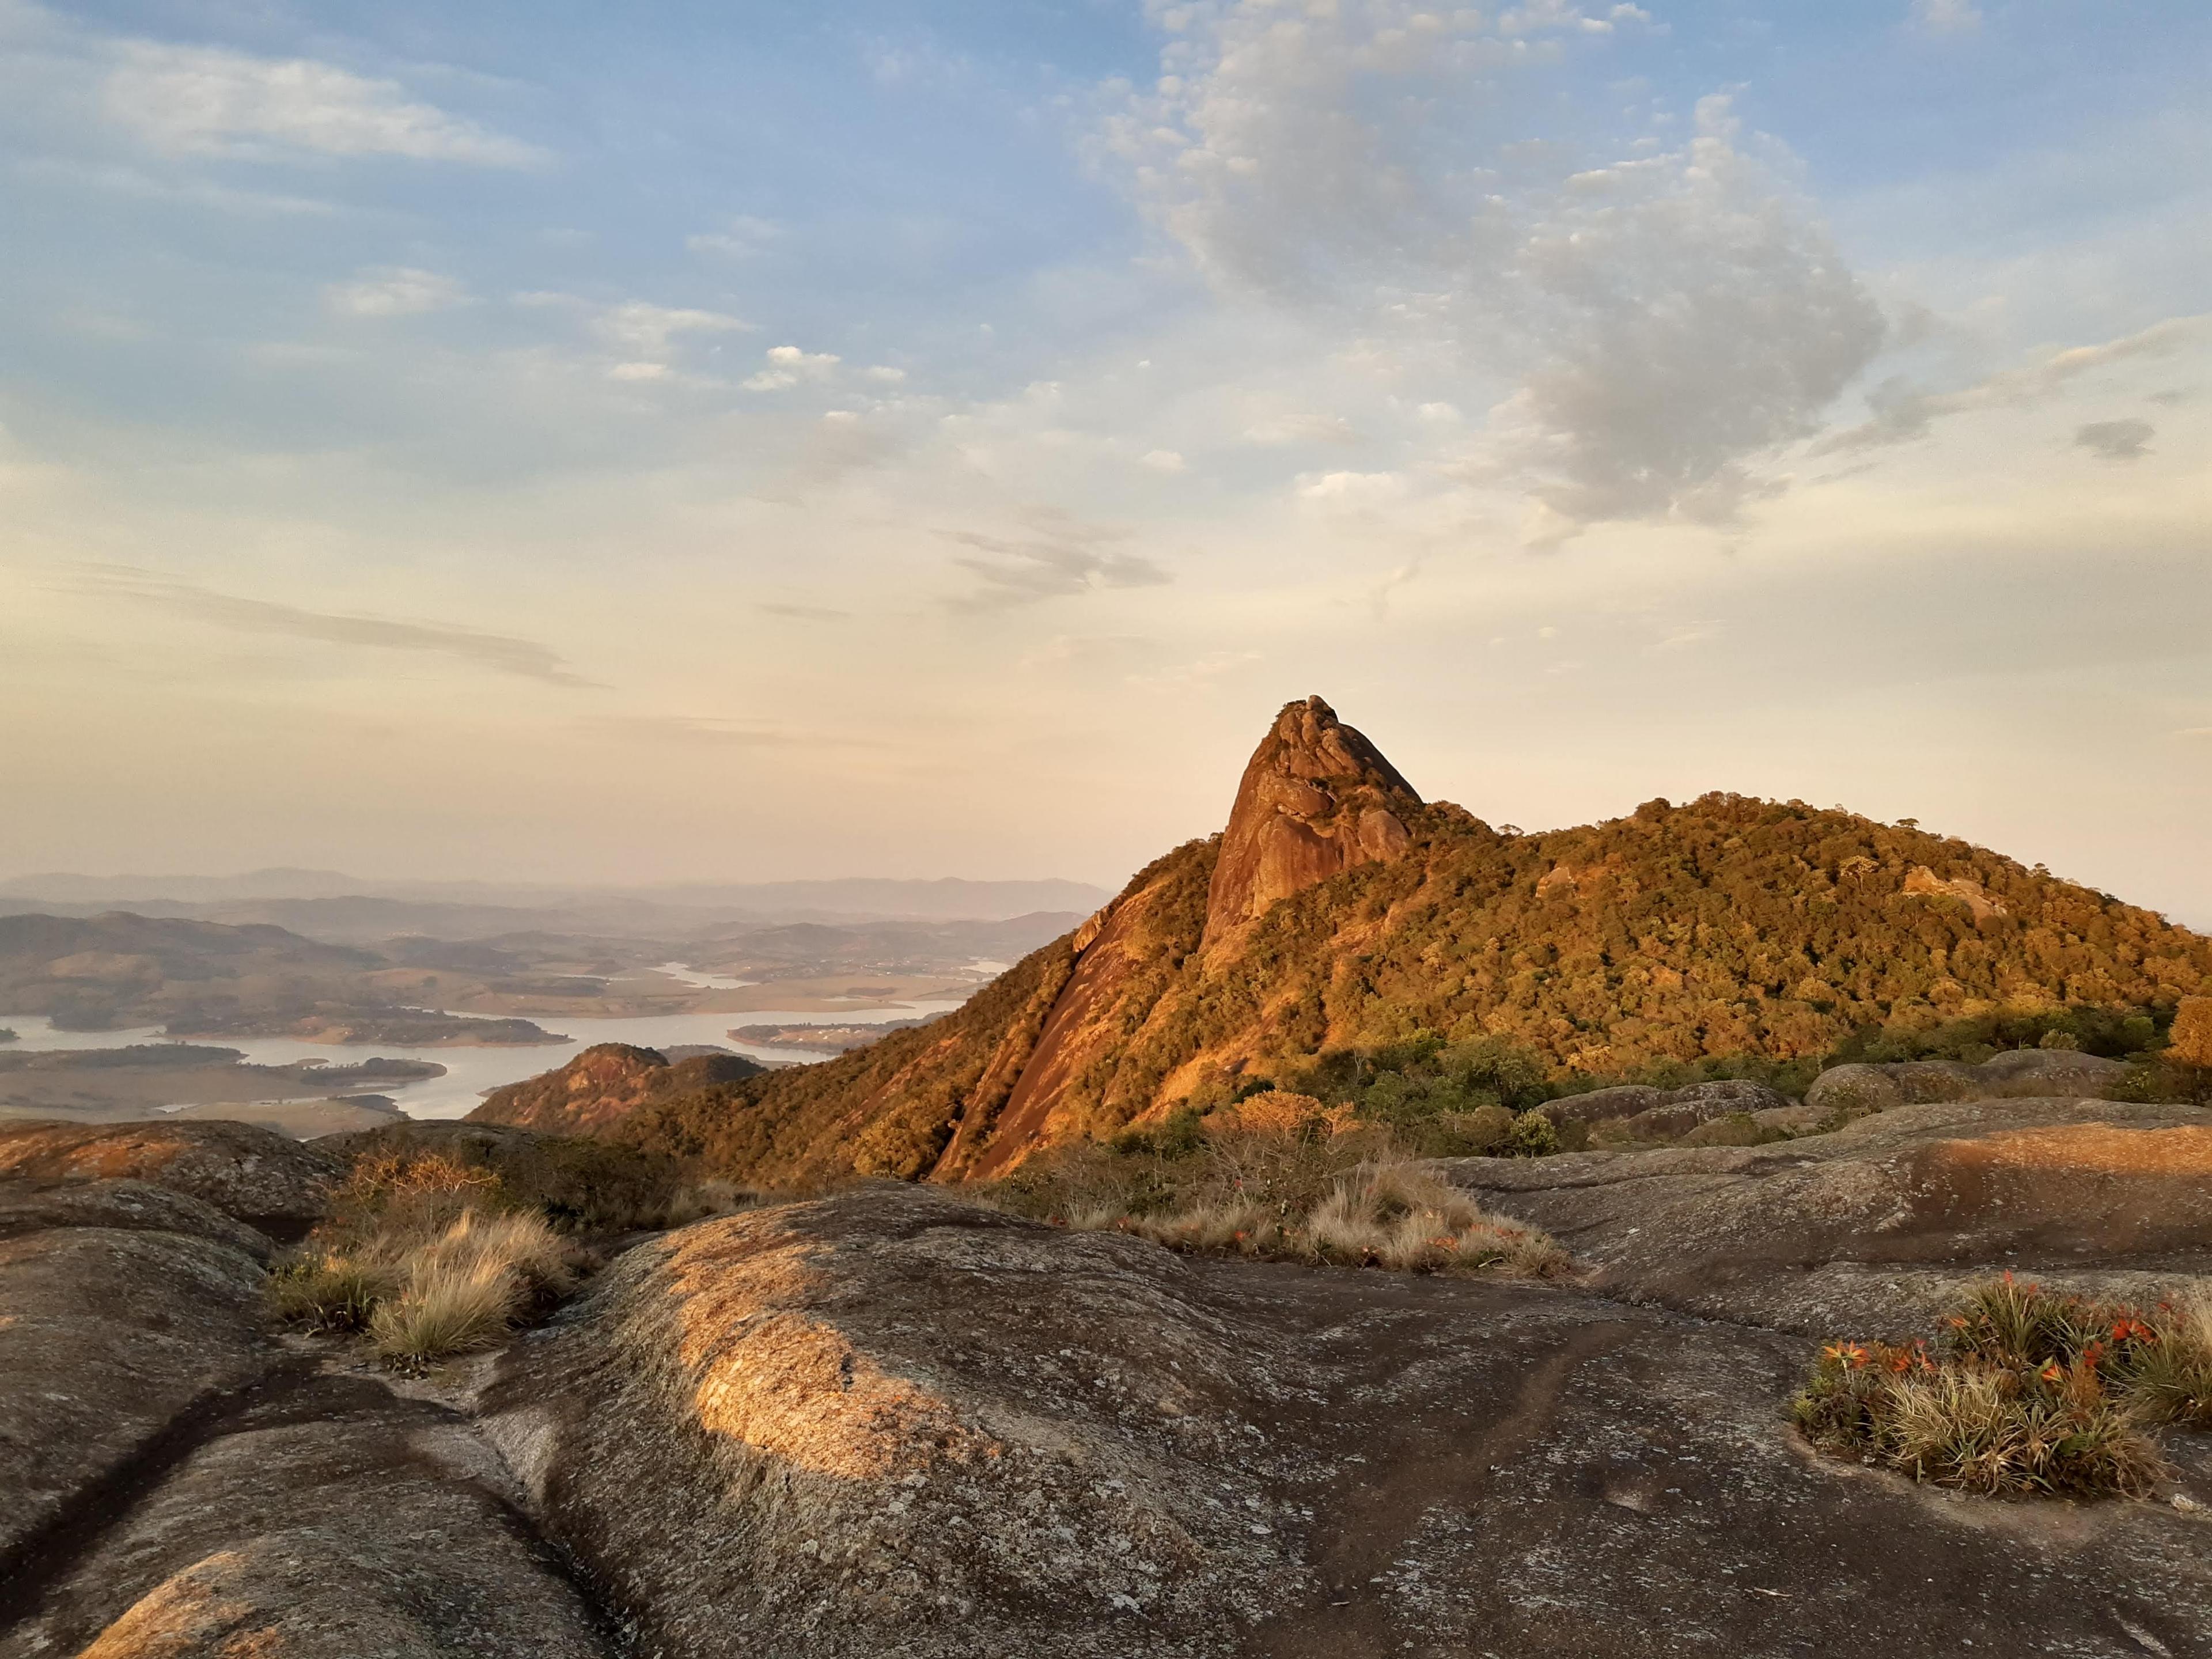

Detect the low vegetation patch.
xmin=269 ymin=1128 xmax=752 ymax=1365
xmin=986 ymin=1119 xmax=1569 ymax=1278
xmin=1796 ymin=1276 xmax=2212 ymax=1498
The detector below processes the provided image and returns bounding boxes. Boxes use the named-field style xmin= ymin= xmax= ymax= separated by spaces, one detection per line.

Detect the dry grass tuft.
xmin=1796 ymin=1275 xmax=2211 ymax=1499
xmin=270 ymin=1146 xmax=592 ymax=1363
xmin=987 ymin=1127 xmax=1567 ymax=1279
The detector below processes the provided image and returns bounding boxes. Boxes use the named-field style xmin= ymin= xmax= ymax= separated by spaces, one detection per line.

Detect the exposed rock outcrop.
xmin=487 ymin=1183 xmax=2212 ymax=1657
xmin=1445 ymin=1095 xmax=2212 ymax=1335
xmin=0 ymin=1177 xmax=271 ymax=1572
xmin=2 ymin=1376 xmax=611 ymax=1659
xmin=1202 ymin=695 xmax=1419 ymax=948
xmin=0 ymin=1119 xmax=338 ymax=1233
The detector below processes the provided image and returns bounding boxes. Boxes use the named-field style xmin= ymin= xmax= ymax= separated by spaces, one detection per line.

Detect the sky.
xmin=1 ymin=0 xmax=2207 ymax=921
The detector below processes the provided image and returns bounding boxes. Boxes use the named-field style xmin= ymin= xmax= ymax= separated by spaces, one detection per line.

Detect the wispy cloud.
xmin=687 ymin=215 xmax=782 ymax=259
xmin=2074 ymin=419 xmax=2155 ymax=462
xmin=940 ymin=513 xmax=1171 ymax=609
xmin=1814 ymin=319 xmax=2199 ymax=454
xmin=100 ymin=41 xmax=547 ymax=166
xmin=580 ymin=715 xmax=880 ymax=748
xmin=76 ymin=567 xmax=601 ymax=687
xmin=324 ymin=266 xmax=469 ymax=317
xmin=757 ymin=601 xmax=850 ymax=620
xmin=1910 ymin=0 xmax=1983 ymax=36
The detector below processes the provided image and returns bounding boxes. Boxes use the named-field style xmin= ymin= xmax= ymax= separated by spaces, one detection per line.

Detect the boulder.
xmin=1543 ymin=1085 xmax=1665 ymax=1126
xmin=484 ymin=1184 xmax=2212 ymax=1656
xmin=1616 ymin=1080 xmax=1791 ymax=1139
xmin=1806 ymin=1050 xmax=2131 ymax=1123
xmin=0 ymin=1180 xmax=270 ymax=1570
xmin=0 ymin=1176 xmax=271 ymax=1262
xmin=1444 ymin=1095 xmax=2212 ymax=1335
xmin=1 ymin=1376 xmax=610 ymax=1659
xmin=0 ymin=1119 xmax=337 ymax=1234
xmin=1976 ymin=1047 xmax=2129 ymax=1096
xmin=1804 ymin=1063 xmax=1907 ymax=1119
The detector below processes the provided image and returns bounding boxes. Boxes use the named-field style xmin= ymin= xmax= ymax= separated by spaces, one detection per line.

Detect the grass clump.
xmin=986 ymin=1120 xmax=1569 ymax=1279
xmin=1795 ymin=1275 xmax=2212 ymax=1499
xmin=268 ymin=1146 xmax=590 ymax=1365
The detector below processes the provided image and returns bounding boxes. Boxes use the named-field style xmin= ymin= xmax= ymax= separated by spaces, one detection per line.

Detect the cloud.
xmin=1105 ymin=7 xmax=1883 ymax=540
xmin=77 ymin=567 xmax=601 ymax=687
xmin=940 ymin=512 xmax=1171 ymax=609
xmin=744 ymin=344 xmax=841 ymax=391
xmin=324 ymin=266 xmax=469 ymax=317
xmin=1814 ymin=319 xmax=2199 ymax=454
xmin=1910 ymin=0 xmax=1982 ymax=35
xmin=597 ymin=301 xmax=754 ymax=358
xmin=2073 ymin=418 xmax=2155 ymax=462
xmin=685 ymin=215 xmax=782 ymax=259
xmin=100 ymin=41 xmax=545 ymax=165
xmin=757 ymin=602 xmax=850 ymax=621
xmin=1139 ymin=449 xmax=1187 ymax=473
xmin=579 ymin=715 xmax=838 ymax=747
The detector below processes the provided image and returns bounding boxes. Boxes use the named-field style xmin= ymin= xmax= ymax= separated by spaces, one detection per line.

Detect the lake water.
xmin=0 ymin=971 xmax=965 ymax=1119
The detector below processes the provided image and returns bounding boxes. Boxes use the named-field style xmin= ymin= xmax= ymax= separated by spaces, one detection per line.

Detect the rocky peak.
xmin=1202 ymin=695 xmax=1421 ymax=946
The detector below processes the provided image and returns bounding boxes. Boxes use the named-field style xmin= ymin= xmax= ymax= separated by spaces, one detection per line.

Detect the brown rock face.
xmin=1202 ymin=696 xmax=1419 ymax=946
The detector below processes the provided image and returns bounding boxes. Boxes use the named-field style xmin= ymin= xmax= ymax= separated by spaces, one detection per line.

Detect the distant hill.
xmin=585 ymin=697 xmax=2212 ymax=1185
xmin=0 ymin=872 xmax=1113 ymax=929
xmin=474 ymin=1044 xmax=766 ymax=1135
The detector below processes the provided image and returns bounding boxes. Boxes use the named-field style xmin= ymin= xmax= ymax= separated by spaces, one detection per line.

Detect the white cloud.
xmin=324 ymin=266 xmax=468 ymax=317
xmin=686 ymin=215 xmax=782 ymax=259
xmin=608 ymin=361 xmax=672 ymax=382
xmin=743 ymin=344 xmax=840 ymax=391
xmin=1105 ymin=6 xmax=1884 ymax=541
xmin=865 ymin=365 xmax=908 ymax=384
xmin=1815 ymin=319 xmax=2199 ymax=454
xmin=1910 ymin=0 xmax=1982 ymax=36
xmin=100 ymin=41 xmax=545 ymax=165
xmin=1139 ymin=448 xmax=1187 ymax=473
xmin=597 ymin=301 xmax=753 ymax=358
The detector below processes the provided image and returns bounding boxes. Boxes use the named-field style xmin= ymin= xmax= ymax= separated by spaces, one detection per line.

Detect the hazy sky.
xmin=3 ymin=1 xmax=2207 ymax=920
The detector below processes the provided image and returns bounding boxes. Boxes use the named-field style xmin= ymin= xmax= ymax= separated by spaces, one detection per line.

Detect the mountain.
xmin=0 ymin=872 xmax=1113 ymax=929
xmin=506 ymin=696 xmax=2212 ymax=1184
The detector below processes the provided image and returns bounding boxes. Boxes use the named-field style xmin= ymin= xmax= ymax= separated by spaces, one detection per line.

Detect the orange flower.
xmin=2039 ymin=1361 xmax=2065 ymax=1384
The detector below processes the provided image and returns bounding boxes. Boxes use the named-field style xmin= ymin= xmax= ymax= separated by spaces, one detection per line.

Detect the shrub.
xmin=1795 ymin=1277 xmax=2210 ymax=1499
xmin=986 ymin=1124 xmax=1568 ymax=1279
xmin=266 ymin=1251 xmax=397 ymax=1333
xmin=269 ymin=1134 xmax=608 ymax=1364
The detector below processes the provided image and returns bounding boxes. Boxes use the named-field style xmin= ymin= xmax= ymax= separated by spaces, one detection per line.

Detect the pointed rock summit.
xmin=1203 ymin=695 xmax=1421 ymax=945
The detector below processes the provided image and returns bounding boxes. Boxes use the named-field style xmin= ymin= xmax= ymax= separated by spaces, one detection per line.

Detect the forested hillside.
xmin=584 ymin=739 xmax=2212 ymax=1187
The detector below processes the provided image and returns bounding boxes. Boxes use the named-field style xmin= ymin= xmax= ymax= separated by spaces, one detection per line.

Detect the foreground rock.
xmin=487 ymin=1185 xmax=2212 ymax=1658
xmin=1 ymin=1375 xmax=611 ymax=1659
xmin=0 ymin=1177 xmax=270 ymax=1573
xmin=0 ymin=1118 xmax=338 ymax=1233
xmin=1445 ymin=1095 xmax=2212 ymax=1334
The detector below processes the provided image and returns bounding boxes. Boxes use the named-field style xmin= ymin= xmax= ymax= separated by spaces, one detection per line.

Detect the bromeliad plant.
xmin=1795 ymin=1275 xmax=2212 ymax=1499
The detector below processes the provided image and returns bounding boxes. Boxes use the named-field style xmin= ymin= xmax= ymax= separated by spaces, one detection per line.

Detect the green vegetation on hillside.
xmin=605 ymin=793 xmax=2212 ymax=1188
